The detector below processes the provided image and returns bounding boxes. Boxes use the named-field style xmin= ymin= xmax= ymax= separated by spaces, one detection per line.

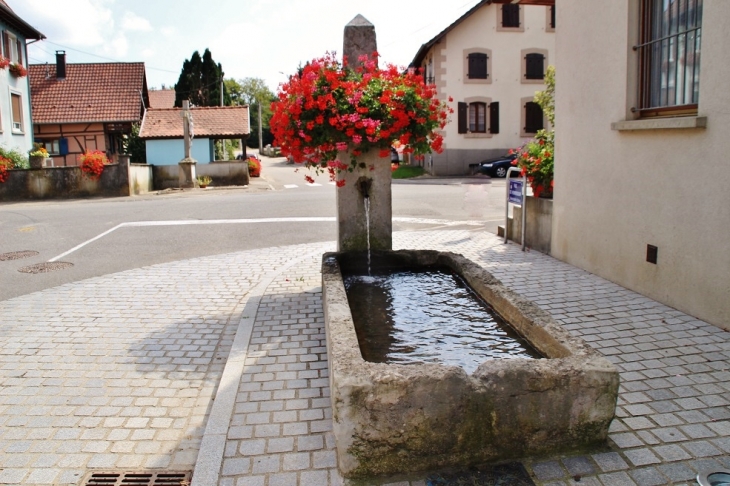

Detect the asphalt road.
xmin=0 ymin=156 xmax=509 ymax=300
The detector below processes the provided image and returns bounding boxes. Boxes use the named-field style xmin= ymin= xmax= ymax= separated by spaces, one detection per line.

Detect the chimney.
xmin=56 ymin=50 xmax=66 ymax=80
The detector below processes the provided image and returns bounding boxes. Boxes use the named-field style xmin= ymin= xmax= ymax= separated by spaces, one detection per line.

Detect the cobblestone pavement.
xmin=1 ymin=230 xmax=728 ymax=485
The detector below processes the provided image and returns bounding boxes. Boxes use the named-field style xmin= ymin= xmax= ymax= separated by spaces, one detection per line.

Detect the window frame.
xmin=497 ymin=5 xmax=524 ymax=32
xmin=634 ymin=0 xmax=702 ymax=117
xmin=469 ymin=102 xmax=487 ymax=133
xmin=40 ymin=139 xmax=61 ymax=155
xmin=546 ymin=5 xmax=556 ymax=32
xmin=458 ymin=97 xmax=495 ymax=138
xmin=463 ymin=48 xmax=492 ymax=85
xmin=9 ymin=90 xmax=23 ymax=134
xmin=3 ymin=31 xmax=21 ymax=64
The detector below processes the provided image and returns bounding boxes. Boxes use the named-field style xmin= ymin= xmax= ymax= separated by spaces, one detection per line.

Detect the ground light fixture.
xmin=697 ymin=470 xmax=730 ymax=486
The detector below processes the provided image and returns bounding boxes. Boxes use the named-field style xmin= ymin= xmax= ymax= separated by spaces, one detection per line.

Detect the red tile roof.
xmin=148 ymin=89 xmax=176 ymax=109
xmin=139 ymin=106 xmax=250 ymax=139
xmin=29 ymin=63 xmax=147 ymax=124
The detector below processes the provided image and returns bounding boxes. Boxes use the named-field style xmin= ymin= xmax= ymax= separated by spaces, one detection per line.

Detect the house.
xmin=411 ymin=0 xmax=555 ymax=176
xmin=495 ymin=1 xmax=728 ymax=328
xmin=0 ymin=0 xmax=44 ymax=153
xmin=138 ymin=106 xmax=249 ymax=164
xmin=148 ymin=88 xmax=175 ymax=109
xmin=28 ymin=52 xmax=149 ymax=166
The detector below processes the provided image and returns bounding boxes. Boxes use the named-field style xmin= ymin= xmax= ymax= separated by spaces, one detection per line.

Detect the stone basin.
xmin=321 ymin=250 xmax=619 ymax=479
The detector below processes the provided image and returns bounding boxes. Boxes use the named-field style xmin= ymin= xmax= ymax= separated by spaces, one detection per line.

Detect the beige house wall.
xmin=552 ymin=0 xmax=730 ymax=329
xmin=420 ymin=4 xmax=555 ymax=175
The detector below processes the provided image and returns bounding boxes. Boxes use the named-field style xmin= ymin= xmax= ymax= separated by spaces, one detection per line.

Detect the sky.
xmin=13 ymin=0 xmax=481 ymax=94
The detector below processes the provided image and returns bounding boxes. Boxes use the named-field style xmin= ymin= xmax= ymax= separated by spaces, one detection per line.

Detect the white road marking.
xmin=48 ymin=217 xmax=487 ymax=262
xmin=305 ymin=183 xmax=322 ymax=187
xmin=283 ymin=184 xmax=298 ymax=189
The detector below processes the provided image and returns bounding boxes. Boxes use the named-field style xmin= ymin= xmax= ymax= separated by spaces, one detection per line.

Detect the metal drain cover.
xmin=0 ymin=250 xmax=39 ymax=261
xmin=17 ymin=262 xmax=73 ymax=274
xmin=82 ymin=470 xmax=191 ymax=485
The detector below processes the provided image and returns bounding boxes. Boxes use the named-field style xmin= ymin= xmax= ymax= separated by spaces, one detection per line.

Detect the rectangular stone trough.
xmin=321 ymin=250 xmax=620 ymax=479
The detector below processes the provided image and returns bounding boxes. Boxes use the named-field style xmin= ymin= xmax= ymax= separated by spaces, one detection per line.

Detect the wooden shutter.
xmin=502 ymin=5 xmax=520 ymax=28
xmin=550 ymin=6 xmax=556 ymax=29
xmin=489 ymin=102 xmax=500 ymax=134
xmin=2 ymin=31 xmax=8 ymax=59
xmin=525 ymin=53 xmax=545 ymax=80
xmin=467 ymin=53 xmax=487 ymax=79
xmin=457 ymin=102 xmax=468 ymax=134
xmin=525 ymin=102 xmax=544 ymax=133
xmin=16 ymin=39 xmax=22 ymax=66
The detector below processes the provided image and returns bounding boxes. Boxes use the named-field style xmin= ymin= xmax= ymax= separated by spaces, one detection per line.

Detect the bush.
xmin=514 ymin=129 xmax=554 ymax=198
xmin=0 ymin=145 xmax=29 ymax=169
xmin=248 ymin=157 xmax=261 ymax=177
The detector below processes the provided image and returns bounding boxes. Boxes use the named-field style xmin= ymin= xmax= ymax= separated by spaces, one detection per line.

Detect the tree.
xmin=174 ymin=49 xmax=229 ymax=107
xmin=124 ymin=123 xmax=146 ymax=163
xmin=534 ymin=65 xmax=555 ymax=127
xmin=225 ymin=77 xmax=276 ymax=149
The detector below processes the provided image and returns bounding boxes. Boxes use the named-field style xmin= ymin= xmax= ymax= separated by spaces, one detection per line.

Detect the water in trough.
xmin=344 ymin=268 xmax=542 ymax=374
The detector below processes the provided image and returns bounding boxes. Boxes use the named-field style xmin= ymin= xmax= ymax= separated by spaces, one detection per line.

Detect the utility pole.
xmin=258 ymin=101 xmax=263 ymax=154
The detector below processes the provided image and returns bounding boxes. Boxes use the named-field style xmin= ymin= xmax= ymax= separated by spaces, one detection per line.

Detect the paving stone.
xmin=597 ymin=471 xmax=637 ymax=485
xmin=532 ymin=460 xmax=565 ymax=481
xmin=592 ymin=452 xmax=629 ymax=472
xmin=624 ymin=448 xmax=661 ymax=467
xmin=628 ymin=467 xmax=668 ymax=486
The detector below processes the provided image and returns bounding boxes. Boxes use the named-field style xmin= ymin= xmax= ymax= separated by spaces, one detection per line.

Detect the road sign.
xmin=508 ymin=180 xmax=524 ymax=205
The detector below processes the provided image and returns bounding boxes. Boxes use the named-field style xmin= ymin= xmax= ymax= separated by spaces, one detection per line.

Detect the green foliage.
xmin=534 ymin=65 xmax=555 ymax=127
xmin=123 ymin=123 xmax=147 ymax=163
xmin=174 ymin=49 xmax=229 ymax=107
xmin=0 ymin=145 xmax=29 ymax=169
xmin=225 ymin=77 xmax=276 ymax=149
xmin=391 ymin=165 xmax=425 ymax=179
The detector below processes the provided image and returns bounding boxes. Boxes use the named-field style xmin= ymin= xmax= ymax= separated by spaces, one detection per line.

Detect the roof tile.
xmin=29 ymin=63 xmax=147 ymax=124
xmin=148 ymin=89 xmax=176 ymax=109
xmin=139 ymin=106 xmax=250 ymax=139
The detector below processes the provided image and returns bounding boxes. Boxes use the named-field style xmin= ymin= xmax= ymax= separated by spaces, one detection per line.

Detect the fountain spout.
xmin=356 ymin=177 xmax=372 ymax=199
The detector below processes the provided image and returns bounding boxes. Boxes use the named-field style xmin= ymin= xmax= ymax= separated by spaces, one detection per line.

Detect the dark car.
xmin=475 ymin=153 xmax=518 ymax=178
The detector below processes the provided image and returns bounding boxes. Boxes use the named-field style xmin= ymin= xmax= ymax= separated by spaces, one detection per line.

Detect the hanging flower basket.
xmin=0 ymin=57 xmax=10 ymax=70
xmin=271 ymin=52 xmax=452 ymax=186
xmin=8 ymin=63 xmax=27 ymax=77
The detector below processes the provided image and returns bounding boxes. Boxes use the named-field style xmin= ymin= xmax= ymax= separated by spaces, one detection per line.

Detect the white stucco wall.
xmin=422 ymin=4 xmax=555 ymax=175
xmin=553 ymin=0 xmax=730 ymax=329
xmin=0 ymin=22 xmax=33 ymax=154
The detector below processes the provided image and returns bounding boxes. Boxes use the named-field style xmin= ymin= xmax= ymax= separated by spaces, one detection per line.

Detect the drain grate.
xmin=0 ymin=250 xmax=39 ymax=261
xmin=82 ymin=471 xmax=191 ymax=486
xmin=17 ymin=262 xmax=73 ymax=274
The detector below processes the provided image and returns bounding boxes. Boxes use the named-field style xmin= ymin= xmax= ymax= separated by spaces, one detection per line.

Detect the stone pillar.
xmin=336 ymin=150 xmax=392 ymax=252
xmin=343 ymin=14 xmax=377 ymax=69
xmin=337 ymin=15 xmax=391 ymax=252
xmin=179 ymin=100 xmax=199 ymax=188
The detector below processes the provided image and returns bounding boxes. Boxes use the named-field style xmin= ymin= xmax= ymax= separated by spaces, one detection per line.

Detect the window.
xmin=636 ymin=0 xmax=702 ymax=116
xmin=467 ymin=53 xmax=488 ymax=80
xmin=523 ymin=101 xmax=544 ymax=135
xmin=469 ymin=102 xmax=486 ymax=133
xmin=10 ymin=92 xmax=23 ymax=132
xmin=458 ymin=98 xmax=499 ymax=137
xmin=502 ymin=5 xmax=520 ymax=28
xmin=2 ymin=31 xmax=22 ymax=65
xmin=41 ymin=140 xmax=61 ymax=155
xmin=546 ymin=5 xmax=556 ymax=32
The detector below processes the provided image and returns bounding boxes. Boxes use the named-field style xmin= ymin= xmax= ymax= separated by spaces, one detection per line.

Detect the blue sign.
xmin=508 ymin=180 xmax=524 ymax=205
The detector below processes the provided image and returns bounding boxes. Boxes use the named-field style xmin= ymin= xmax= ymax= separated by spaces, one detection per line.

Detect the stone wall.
xmin=152 ymin=161 xmax=250 ymax=190
xmin=0 ymin=163 xmax=132 ymax=202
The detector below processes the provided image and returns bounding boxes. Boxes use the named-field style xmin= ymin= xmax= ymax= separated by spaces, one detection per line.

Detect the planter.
xmin=29 ymin=156 xmax=44 ymax=169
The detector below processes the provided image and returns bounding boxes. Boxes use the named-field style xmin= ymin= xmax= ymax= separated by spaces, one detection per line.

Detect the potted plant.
xmin=79 ymin=150 xmax=109 ymax=180
xmin=196 ymin=175 xmax=212 ymax=188
xmin=8 ymin=63 xmax=27 ymax=78
xmin=0 ymin=57 xmax=9 ymax=70
xmin=270 ymin=52 xmax=452 ymax=186
xmin=247 ymin=157 xmax=261 ymax=177
xmin=29 ymin=144 xmax=49 ymax=169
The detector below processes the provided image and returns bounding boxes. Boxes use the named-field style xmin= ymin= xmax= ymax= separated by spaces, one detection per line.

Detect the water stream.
xmin=364 ymin=196 xmax=371 ymax=275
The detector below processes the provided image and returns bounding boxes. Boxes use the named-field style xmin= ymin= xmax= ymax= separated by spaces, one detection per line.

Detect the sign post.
xmin=504 ymin=167 xmax=527 ymax=251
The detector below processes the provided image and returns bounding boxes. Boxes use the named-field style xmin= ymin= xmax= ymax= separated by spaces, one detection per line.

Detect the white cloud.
xmin=121 ymin=12 xmax=152 ymax=32
xmin=141 ymin=48 xmax=155 ymax=58
xmin=13 ymin=0 xmax=114 ymax=47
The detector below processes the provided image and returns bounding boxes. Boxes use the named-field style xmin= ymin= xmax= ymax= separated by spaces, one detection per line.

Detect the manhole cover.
xmin=0 ymin=250 xmax=39 ymax=261
xmin=82 ymin=470 xmax=191 ymax=485
xmin=17 ymin=262 xmax=73 ymax=274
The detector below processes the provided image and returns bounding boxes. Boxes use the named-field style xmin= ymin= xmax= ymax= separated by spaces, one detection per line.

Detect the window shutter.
xmin=525 ymin=102 xmax=544 ymax=133
xmin=525 ymin=53 xmax=545 ymax=80
xmin=59 ymin=138 xmax=69 ymax=155
xmin=502 ymin=5 xmax=520 ymax=28
xmin=550 ymin=6 xmax=556 ymax=29
xmin=489 ymin=102 xmax=500 ymax=134
xmin=16 ymin=39 xmax=22 ymax=66
xmin=458 ymin=102 xmax=468 ymax=134
xmin=467 ymin=53 xmax=487 ymax=79
xmin=2 ymin=31 xmax=8 ymax=59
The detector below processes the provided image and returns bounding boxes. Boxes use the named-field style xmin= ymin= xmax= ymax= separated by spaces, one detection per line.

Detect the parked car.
xmin=236 ymin=153 xmax=260 ymax=161
xmin=475 ymin=153 xmax=518 ymax=178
